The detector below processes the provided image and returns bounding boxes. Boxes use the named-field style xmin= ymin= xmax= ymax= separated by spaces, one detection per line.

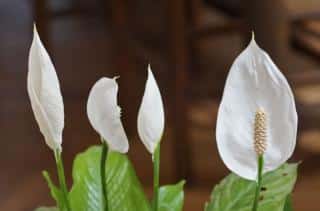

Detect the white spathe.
xmin=27 ymin=26 xmax=64 ymax=151
xmin=216 ymin=37 xmax=298 ymax=180
xmin=138 ymin=66 xmax=165 ymax=154
xmin=87 ymin=77 xmax=129 ymax=153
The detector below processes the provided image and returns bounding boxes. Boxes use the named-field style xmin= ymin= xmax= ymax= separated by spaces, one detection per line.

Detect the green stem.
xmin=153 ymin=144 xmax=161 ymax=211
xmin=252 ymin=155 xmax=264 ymax=211
xmin=101 ymin=142 xmax=109 ymax=211
xmin=54 ymin=150 xmax=71 ymax=211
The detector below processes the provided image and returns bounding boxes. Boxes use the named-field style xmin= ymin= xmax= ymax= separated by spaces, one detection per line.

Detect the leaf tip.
xmin=178 ymin=180 xmax=186 ymax=187
xmin=42 ymin=170 xmax=49 ymax=179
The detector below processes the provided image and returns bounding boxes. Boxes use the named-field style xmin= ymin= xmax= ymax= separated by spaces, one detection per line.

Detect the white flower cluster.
xmin=28 ymin=27 xmax=164 ymax=155
xmin=28 ymin=27 xmax=298 ymax=181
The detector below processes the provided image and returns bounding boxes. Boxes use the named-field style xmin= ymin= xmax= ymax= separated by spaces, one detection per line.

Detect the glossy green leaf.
xmin=34 ymin=207 xmax=58 ymax=211
xmin=69 ymin=145 xmax=150 ymax=211
xmin=158 ymin=180 xmax=185 ymax=211
xmin=205 ymin=163 xmax=298 ymax=211
xmin=42 ymin=171 xmax=65 ymax=210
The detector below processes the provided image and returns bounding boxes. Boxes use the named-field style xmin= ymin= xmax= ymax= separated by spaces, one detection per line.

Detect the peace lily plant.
xmin=208 ymin=34 xmax=298 ymax=211
xmin=87 ymin=77 xmax=129 ymax=211
xmin=138 ymin=65 xmax=165 ymax=211
xmin=29 ymin=27 xmax=299 ymax=211
xmin=216 ymin=35 xmax=297 ymax=181
xmin=28 ymin=26 xmax=70 ymax=211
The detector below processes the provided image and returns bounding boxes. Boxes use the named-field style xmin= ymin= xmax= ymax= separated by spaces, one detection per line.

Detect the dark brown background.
xmin=1 ymin=0 xmax=320 ymax=210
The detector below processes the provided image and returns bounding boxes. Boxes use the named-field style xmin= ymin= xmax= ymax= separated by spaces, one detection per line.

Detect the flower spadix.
xmin=27 ymin=26 xmax=64 ymax=151
xmin=216 ymin=36 xmax=298 ymax=180
xmin=138 ymin=66 xmax=164 ymax=154
xmin=87 ymin=77 xmax=129 ymax=153
xmin=254 ymin=108 xmax=267 ymax=156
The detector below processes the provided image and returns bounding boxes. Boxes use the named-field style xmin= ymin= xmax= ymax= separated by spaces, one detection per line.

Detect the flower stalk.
xmin=153 ymin=143 xmax=160 ymax=211
xmin=100 ymin=141 xmax=109 ymax=211
xmin=252 ymin=155 xmax=264 ymax=211
xmin=54 ymin=150 xmax=71 ymax=211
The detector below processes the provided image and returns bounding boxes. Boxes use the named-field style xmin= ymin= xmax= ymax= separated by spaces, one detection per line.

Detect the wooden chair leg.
xmin=166 ymin=0 xmax=193 ymax=184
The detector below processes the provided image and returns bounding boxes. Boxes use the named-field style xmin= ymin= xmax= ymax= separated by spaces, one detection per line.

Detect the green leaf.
xmin=42 ymin=171 xmax=65 ymax=210
xmin=69 ymin=145 xmax=150 ymax=211
xmin=283 ymin=194 xmax=293 ymax=211
xmin=158 ymin=180 xmax=185 ymax=211
xmin=34 ymin=207 xmax=58 ymax=211
xmin=205 ymin=163 xmax=298 ymax=211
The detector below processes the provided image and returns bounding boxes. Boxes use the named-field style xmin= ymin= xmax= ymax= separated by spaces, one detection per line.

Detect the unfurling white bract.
xmin=216 ymin=36 xmax=298 ymax=180
xmin=87 ymin=77 xmax=129 ymax=153
xmin=27 ymin=26 xmax=64 ymax=151
xmin=137 ymin=65 xmax=165 ymax=154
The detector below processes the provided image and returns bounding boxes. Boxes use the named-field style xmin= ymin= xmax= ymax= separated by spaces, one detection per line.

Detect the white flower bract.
xmin=216 ymin=37 xmax=298 ymax=180
xmin=27 ymin=26 xmax=65 ymax=151
xmin=87 ymin=77 xmax=129 ymax=153
xmin=137 ymin=66 xmax=165 ymax=154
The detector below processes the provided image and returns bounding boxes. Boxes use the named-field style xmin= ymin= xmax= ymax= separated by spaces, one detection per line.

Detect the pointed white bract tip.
xmin=216 ymin=36 xmax=297 ymax=180
xmin=248 ymin=32 xmax=259 ymax=50
xmin=27 ymin=28 xmax=64 ymax=151
xmin=33 ymin=23 xmax=38 ymax=33
xmin=148 ymin=63 xmax=152 ymax=72
xmin=137 ymin=65 xmax=165 ymax=154
xmin=87 ymin=77 xmax=129 ymax=153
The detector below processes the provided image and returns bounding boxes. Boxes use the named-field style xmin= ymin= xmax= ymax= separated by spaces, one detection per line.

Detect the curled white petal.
xmin=138 ymin=66 xmax=165 ymax=154
xmin=216 ymin=37 xmax=298 ymax=180
xmin=27 ymin=26 xmax=64 ymax=151
xmin=87 ymin=77 xmax=129 ymax=153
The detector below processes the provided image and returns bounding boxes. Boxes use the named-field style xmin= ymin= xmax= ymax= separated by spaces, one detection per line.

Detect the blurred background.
xmin=1 ymin=0 xmax=320 ymax=210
